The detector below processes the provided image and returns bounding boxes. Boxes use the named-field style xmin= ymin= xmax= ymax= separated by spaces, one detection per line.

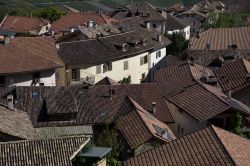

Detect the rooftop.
xmin=0 ymin=15 xmax=50 ymax=34
xmin=123 ymin=125 xmax=250 ymax=166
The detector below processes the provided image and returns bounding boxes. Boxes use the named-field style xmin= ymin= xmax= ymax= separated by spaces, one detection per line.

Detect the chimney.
xmin=157 ymin=35 xmax=162 ymax=42
xmin=87 ymin=20 xmax=95 ymax=28
xmin=70 ymin=27 xmax=75 ymax=33
xmin=51 ymin=30 xmax=55 ymax=37
xmin=146 ymin=22 xmax=150 ymax=29
xmin=4 ymin=36 xmax=10 ymax=45
xmin=7 ymin=95 xmax=14 ymax=110
xmin=228 ymin=90 xmax=232 ymax=99
xmin=151 ymin=102 xmax=156 ymax=114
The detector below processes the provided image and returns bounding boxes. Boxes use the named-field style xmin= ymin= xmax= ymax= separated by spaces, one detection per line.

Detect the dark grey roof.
xmin=0 ymin=136 xmax=89 ymax=166
xmin=59 ymin=30 xmax=170 ymax=65
xmin=78 ymin=147 xmax=112 ymax=159
xmin=165 ymin=14 xmax=190 ymax=30
xmin=0 ymin=84 xmax=174 ymax=127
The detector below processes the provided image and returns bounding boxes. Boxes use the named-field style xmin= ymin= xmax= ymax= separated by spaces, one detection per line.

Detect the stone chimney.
xmin=87 ymin=20 xmax=95 ymax=28
xmin=157 ymin=35 xmax=162 ymax=42
xmin=146 ymin=22 xmax=150 ymax=29
xmin=151 ymin=102 xmax=156 ymax=114
xmin=7 ymin=95 xmax=14 ymax=110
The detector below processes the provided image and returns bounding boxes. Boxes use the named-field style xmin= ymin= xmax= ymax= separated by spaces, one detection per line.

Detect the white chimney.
xmin=228 ymin=90 xmax=232 ymax=99
xmin=157 ymin=35 xmax=162 ymax=42
xmin=146 ymin=22 xmax=150 ymax=29
xmin=87 ymin=20 xmax=95 ymax=28
xmin=70 ymin=28 xmax=75 ymax=33
xmin=7 ymin=95 xmax=14 ymax=110
xmin=51 ymin=30 xmax=55 ymax=37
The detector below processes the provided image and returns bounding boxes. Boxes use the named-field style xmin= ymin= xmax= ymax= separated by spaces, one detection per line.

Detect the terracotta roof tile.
xmin=95 ymin=77 xmax=119 ymax=85
xmin=0 ymin=136 xmax=88 ymax=166
xmin=214 ymin=58 xmax=250 ymax=93
xmin=123 ymin=125 xmax=250 ymax=166
xmin=51 ymin=12 xmax=112 ymax=33
xmin=0 ymin=15 xmax=49 ymax=33
xmin=116 ymin=97 xmax=175 ymax=149
xmin=0 ymin=37 xmax=62 ymax=74
xmin=189 ymin=27 xmax=250 ymax=50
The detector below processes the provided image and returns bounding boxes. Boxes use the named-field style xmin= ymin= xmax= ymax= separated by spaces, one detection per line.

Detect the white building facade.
xmin=167 ymin=25 xmax=191 ymax=40
xmin=68 ymin=48 xmax=166 ymax=84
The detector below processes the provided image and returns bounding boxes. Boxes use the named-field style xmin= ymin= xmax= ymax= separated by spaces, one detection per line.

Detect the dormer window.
xmin=32 ymin=90 xmax=38 ymax=99
xmin=122 ymin=43 xmax=128 ymax=52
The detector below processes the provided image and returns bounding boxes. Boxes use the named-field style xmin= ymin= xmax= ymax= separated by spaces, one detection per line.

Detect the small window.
xmin=32 ymin=90 xmax=38 ymax=99
xmin=178 ymin=124 xmax=180 ymax=134
xmin=141 ymin=73 xmax=146 ymax=80
xmin=156 ymin=51 xmax=161 ymax=58
xmin=140 ymin=55 xmax=148 ymax=65
xmin=124 ymin=61 xmax=129 ymax=70
xmin=0 ymin=76 xmax=5 ymax=87
xmin=153 ymin=23 xmax=157 ymax=28
xmin=107 ymin=62 xmax=112 ymax=71
xmin=103 ymin=62 xmax=112 ymax=73
xmin=96 ymin=65 xmax=102 ymax=74
xmin=71 ymin=69 xmax=80 ymax=81
xmin=181 ymin=128 xmax=184 ymax=134
xmin=32 ymin=72 xmax=40 ymax=85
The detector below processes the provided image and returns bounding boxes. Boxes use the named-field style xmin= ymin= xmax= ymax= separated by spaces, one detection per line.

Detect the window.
xmin=32 ymin=72 xmax=40 ymax=86
xmin=153 ymin=23 xmax=157 ymax=28
xmin=0 ymin=76 xmax=5 ymax=87
xmin=32 ymin=90 xmax=38 ymax=99
xmin=178 ymin=124 xmax=180 ymax=134
xmin=156 ymin=51 xmax=161 ymax=58
xmin=71 ymin=69 xmax=80 ymax=81
xmin=103 ymin=62 xmax=112 ymax=73
xmin=96 ymin=65 xmax=102 ymax=74
xmin=124 ymin=61 xmax=129 ymax=70
xmin=140 ymin=55 xmax=148 ymax=65
xmin=141 ymin=73 xmax=146 ymax=80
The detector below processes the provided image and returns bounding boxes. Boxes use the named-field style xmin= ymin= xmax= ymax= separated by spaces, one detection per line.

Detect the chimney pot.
xmin=146 ymin=22 xmax=150 ymax=29
xmin=4 ymin=36 xmax=10 ymax=45
xmin=157 ymin=35 xmax=162 ymax=42
xmin=7 ymin=95 xmax=14 ymax=110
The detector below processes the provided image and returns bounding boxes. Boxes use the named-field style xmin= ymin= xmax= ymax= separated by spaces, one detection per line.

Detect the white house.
xmin=0 ymin=36 xmax=62 ymax=87
xmin=59 ymin=30 xmax=171 ymax=85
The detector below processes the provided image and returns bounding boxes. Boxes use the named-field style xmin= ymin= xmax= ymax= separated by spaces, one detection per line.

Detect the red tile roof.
xmin=0 ymin=15 xmax=49 ymax=33
xmin=51 ymin=12 xmax=114 ymax=33
xmin=123 ymin=125 xmax=250 ymax=166
xmin=0 ymin=37 xmax=62 ymax=74
xmin=155 ymin=62 xmax=250 ymax=121
xmin=116 ymin=97 xmax=175 ymax=149
xmin=95 ymin=77 xmax=119 ymax=85
xmin=214 ymin=58 xmax=250 ymax=94
xmin=189 ymin=27 xmax=250 ymax=50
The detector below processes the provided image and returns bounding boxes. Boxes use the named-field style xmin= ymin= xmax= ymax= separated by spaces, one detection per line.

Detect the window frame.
xmin=124 ymin=61 xmax=129 ymax=70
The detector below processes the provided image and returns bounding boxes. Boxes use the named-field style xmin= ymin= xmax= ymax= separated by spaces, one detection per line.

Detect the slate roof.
xmin=116 ymin=97 xmax=175 ymax=149
xmin=113 ymin=2 xmax=166 ymax=21
xmin=0 ymin=136 xmax=89 ymax=166
xmin=51 ymin=12 xmax=115 ymax=33
xmin=214 ymin=58 xmax=250 ymax=94
xmin=165 ymin=14 xmax=189 ymax=31
xmin=189 ymin=27 xmax=250 ymax=50
xmin=0 ymin=15 xmax=49 ymax=34
xmin=0 ymin=84 xmax=173 ymax=127
xmin=0 ymin=37 xmax=62 ymax=74
xmin=59 ymin=30 xmax=170 ymax=65
xmin=123 ymin=125 xmax=250 ymax=166
xmin=155 ymin=61 xmax=250 ymax=121
xmin=0 ymin=104 xmax=37 ymax=140
xmin=178 ymin=4 xmax=208 ymax=18
xmin=95 ymin=77 xmax=118 ymax=85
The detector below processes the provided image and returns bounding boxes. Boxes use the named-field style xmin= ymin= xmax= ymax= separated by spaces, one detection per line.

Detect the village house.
xmin=187 ymin=27 xmax=250 ymax=65
xmin=0 ymin=35 xmax=62 ymax=87
xmin=154 ymin=61 xmax=250 ymax=138
xmin=58 ymin=28 xmax=171 ymax=85
xmin=123 ymin=125 xmax=250 ymax=166
xmin=213 ymin=58 xmax=250 ymax=107
xmin=50 ymin=12 xmax=116 ymax=35
xmin=0 ymin=15 xmax=50 ymax=36
xmin=0 ymin=136 xmax=112 ymax=166
xmin=115 ymin=97 xmax=175 ymax=158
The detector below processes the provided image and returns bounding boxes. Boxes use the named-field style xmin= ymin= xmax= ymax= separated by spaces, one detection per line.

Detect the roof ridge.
xmin=0 ymin=135 xmax=88 ymax=145
xmin=11 ymin=41 xmax=62 ymax=67
xmin=210 ymin=125 xmax=237 ymax=165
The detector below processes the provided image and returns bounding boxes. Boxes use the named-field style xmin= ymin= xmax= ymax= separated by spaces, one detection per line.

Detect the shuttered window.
xmin=96 ymin=65 xmax=101 ymax=74
xmin=124 ymin=61 xmax=129 ymax=70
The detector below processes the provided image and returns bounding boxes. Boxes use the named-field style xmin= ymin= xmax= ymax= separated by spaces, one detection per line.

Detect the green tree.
xmin=33 ymin=7 xmax=66 ymax=21
xmin=232 ymin=112 xmax=244 ymax=136
xmin=118 ymin=75 xmax=131 ymax=84
xmin=95 ymin=124 xmax=122 ymax=166
xmin=165 ymin=33 xmax=188 ymax=59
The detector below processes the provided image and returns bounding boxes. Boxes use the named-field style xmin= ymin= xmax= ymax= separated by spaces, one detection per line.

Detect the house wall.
xmin=4 ymin=69 xmax=56 ymax=87
xmin=233 ymin=86 xmax=250 ymax=107
xmin=167 ymin=25 xmax=191 ymax=40
xmin=67 ymin=48 xmax=166 ymax=84
xmin=38 ymin=23 xmax=51 ymax=35
xmin=134 ymin=139 xmax=162 ymax=155
xmin=166 ymin=100 xmax=207 ymax=138
xmin=178 ymin=14 xmax=205 ymax=35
